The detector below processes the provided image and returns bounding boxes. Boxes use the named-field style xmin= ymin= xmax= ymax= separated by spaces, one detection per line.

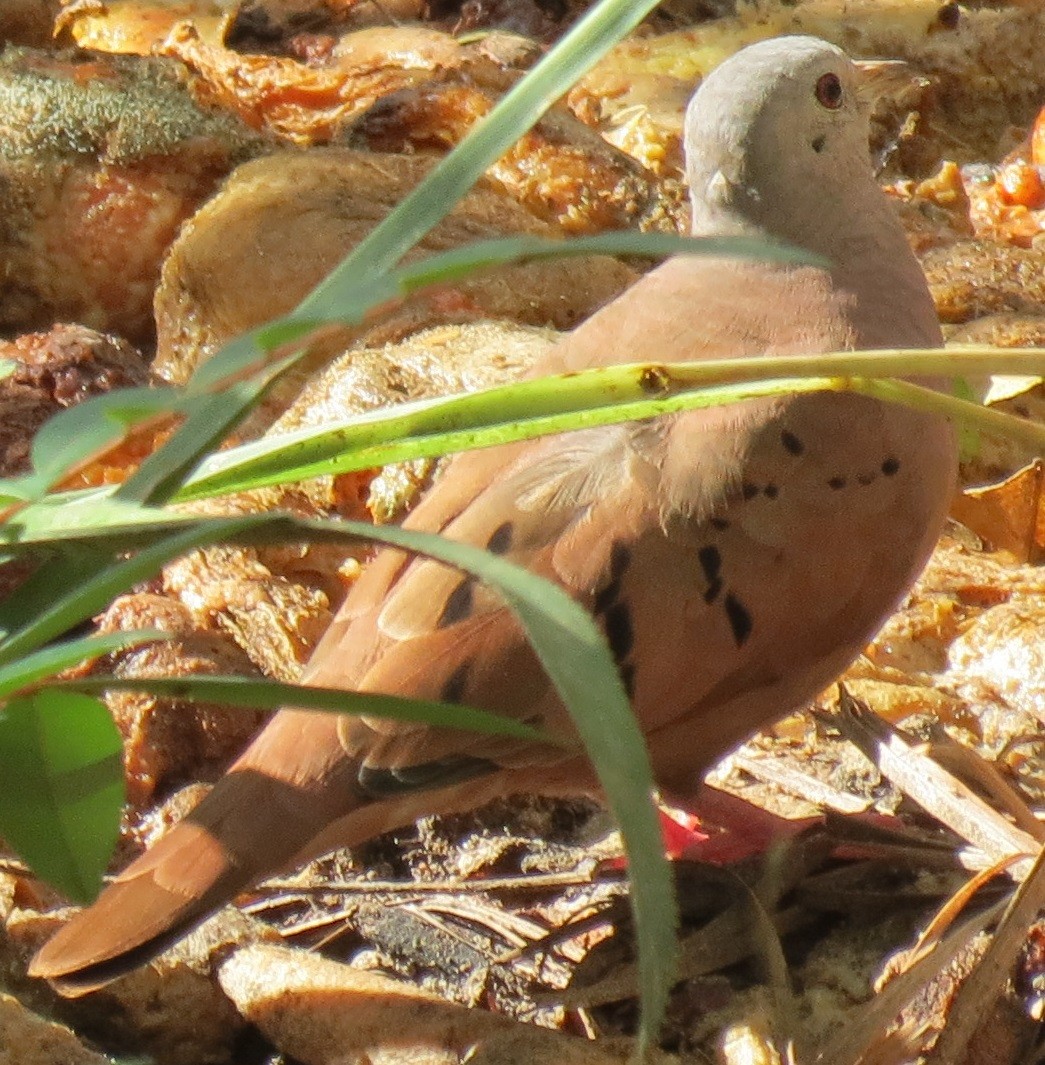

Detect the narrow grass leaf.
xmin=289 ymin=517 xmax=678 ymax=1057
xmin=951 ymin=375 xmax=981 ymax=459
xmin=178 ymin=376 xmax=830 ymax=500
xmin=298 ymin=0 xmax=671 ymax=292
xmin=293 ymin=232 xmax=817 ymax=331
xmin=116 ymin=353 xmax=303 ymax=505
xmin=0 ymin=690 xmax=123 ymax=902
xmin=0 ymin=631 xmax=167 ymax=697
xmin=193 ymin=231 xmax=814 ymax=392
xmin=179 ymin=348 xmax=1045 ymax=502
xmin=0 ymin=488 xmax=201 ymax=547
xmin=51 ymin=675 xmax=559 ymax=745
xmin=0 ymin=479 xmax=40 ymax=505
xmin=0 ymin=516 xmax=287 ymax=661
xmin=3 ymin=503 xmax=676 ymax=1044
xmin=29 ymin=387 xmax=182 ymax=487
xmin=0 ymin=543 xmax=121 ymax=649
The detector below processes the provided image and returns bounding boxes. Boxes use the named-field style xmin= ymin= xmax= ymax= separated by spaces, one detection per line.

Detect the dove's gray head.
xmin=684 ymin=36 xmax=879 ymax=251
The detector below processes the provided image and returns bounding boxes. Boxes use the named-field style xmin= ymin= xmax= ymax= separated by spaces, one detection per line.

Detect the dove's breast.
xmin=631 ymin=388 xmax=956 ymax=790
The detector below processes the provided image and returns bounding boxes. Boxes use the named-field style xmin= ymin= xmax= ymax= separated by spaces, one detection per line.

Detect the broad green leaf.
xmin=0 ymin=690 xmax=123 ymax=902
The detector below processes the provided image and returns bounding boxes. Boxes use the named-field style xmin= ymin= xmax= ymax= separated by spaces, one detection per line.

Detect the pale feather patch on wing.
xmin=508 ymin=423 xmax=664 ymax=515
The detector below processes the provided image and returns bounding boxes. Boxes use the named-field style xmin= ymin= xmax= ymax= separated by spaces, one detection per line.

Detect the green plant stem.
xmin=178 ymin=351 xmax=1045 ymax=501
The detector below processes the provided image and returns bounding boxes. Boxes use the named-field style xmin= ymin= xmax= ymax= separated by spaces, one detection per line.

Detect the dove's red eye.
xmin=815 ymin=72 xmax=843 ymax=109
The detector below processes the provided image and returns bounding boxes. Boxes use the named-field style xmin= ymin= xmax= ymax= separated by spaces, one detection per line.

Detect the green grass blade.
xmin=288 ymin=518 xmax=677 ymax=1054
xmin=7 ymin=505 xmax=675 ymax=1044
xmin=296 ymin=0 xmax=672 ymax=304
xmin=191 ymin=230 xmax=814 ymax=391
xmin=116 ymin=354 xmax=304 ymax=505
xmin=0 ymin=488 xmax=199 ymax=547
xmin=0 ymin=631 xmax=167 ymax=697
xmin=179 ymin=348 xmax=1045 ymax=502
xmin=0 ymin=543 xmax=118 ymax=647
xmin=290 ymin=231 xmax=816 ymax=331
xmin=1 ymin=387 xmax=185 ymax=501
xmin=48 ymin=675 xmax=560 ymax=746
xmin=178 ymin=376 xmax=831 ymax=500
xmin=0 ymin=517 xmax=276 ymax=663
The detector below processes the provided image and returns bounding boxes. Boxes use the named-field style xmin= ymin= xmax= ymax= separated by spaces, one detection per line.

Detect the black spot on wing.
xmin=723 ymin=593 xmax=753 ymax=647
xmin=594 ymin=541 xmax=631 ymax=615
xmin=604 ymin=601 xmax=634 ymax=664
xmin=781 ymin=429 xmax=804 ymax=456
xmin=619 ymin=662 xmax=636 ymax=699
xmin=740 ymin=481 xmax=781 ymax=501
xmin=697 ymin=544 xmax=721 ymax=584
xmin=592 ymin=546 xmax=638 ymax=701
xmin=440 ymin=660 xmax=471 ymax=704
xmin=609 ymin=541 xmax=631 ymax=581
xmin=826 ymin=459 xmax=899 ymax=491
xmin=698 ymin=545 xmax=723 ymax=603
xmin=486 ymin=521 xmax=514 ymax=554
xmin=594 ymin=579 xmax=620 ymax=615
xmin=438 ymin=579 xmax=474 ymax=628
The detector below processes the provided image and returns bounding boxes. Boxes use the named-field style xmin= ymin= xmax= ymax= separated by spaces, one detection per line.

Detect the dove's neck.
xmin=691 ymin=185 xmax=942 ymax=350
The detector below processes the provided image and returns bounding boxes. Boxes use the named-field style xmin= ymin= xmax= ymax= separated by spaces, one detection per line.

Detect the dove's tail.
xmin=28 ymin=703 xmax=523 ymax=996
xmin=28 ymin=709 xmax=370 ymax=996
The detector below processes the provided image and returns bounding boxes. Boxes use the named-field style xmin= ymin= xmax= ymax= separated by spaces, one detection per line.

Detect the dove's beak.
xmin=854 ymin=59 xmax=928 ymax=106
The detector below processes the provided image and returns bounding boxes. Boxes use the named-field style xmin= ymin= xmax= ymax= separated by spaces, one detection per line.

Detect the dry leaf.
xmin=950 ymin=460 xmax=1045 ymax=562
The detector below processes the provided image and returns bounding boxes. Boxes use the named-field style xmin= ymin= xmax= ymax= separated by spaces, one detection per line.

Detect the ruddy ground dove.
xmin=30 ymin=35 xmax=957 ymax=993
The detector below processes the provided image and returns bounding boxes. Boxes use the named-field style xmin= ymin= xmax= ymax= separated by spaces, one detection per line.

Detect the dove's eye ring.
xmin=815 ymin=72 xmax=843 ymax=109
